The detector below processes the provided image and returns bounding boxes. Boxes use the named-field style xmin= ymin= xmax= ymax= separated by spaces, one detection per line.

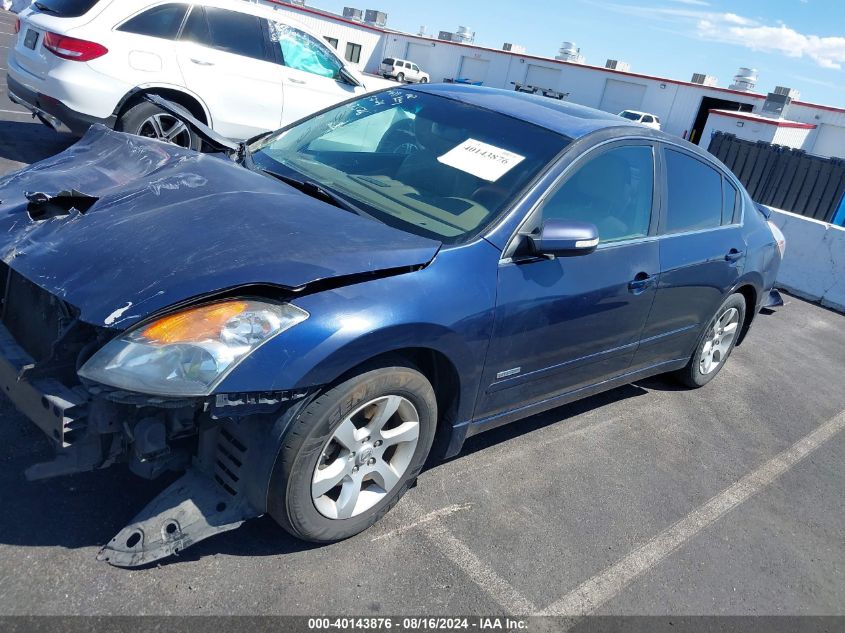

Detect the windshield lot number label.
xmin=438 ymin=138 xmax=526 ymax=182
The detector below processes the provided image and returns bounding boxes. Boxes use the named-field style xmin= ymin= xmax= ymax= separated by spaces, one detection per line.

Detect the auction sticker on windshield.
xmin=437 ymin=138 xmax=526 ymax=182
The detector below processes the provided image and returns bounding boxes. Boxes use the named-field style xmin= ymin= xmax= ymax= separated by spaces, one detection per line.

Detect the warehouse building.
xmin=256 ymin=0 xmax=845 ymax=160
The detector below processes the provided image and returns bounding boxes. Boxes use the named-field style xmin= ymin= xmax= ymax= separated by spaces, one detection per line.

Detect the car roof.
xmin=408 ymin=84 xmax=641 ymax=140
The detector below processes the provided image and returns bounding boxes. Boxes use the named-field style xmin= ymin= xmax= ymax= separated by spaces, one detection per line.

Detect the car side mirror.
xmin=339 ymin=66 xmax=363 ymax=87
xmin=528 ymin=219 xmax=599 ymax=257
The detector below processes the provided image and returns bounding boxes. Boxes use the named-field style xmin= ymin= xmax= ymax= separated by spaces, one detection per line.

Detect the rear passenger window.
xmin=118 ymin=4 xmax=188 ymax=40
xmin=722 ymin=179 xmax=739 ymax=225
xmin=181 ymin=6 xmax=269 ymax=62
xmin=664 ymin=149 xmax=723 ymax=233
xmin=541 ymin=145 xmax=654 ymax=243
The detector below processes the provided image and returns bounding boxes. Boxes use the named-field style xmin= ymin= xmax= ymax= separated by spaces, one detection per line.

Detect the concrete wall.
xmin=769 ymin=209 xmax=845 ymax=312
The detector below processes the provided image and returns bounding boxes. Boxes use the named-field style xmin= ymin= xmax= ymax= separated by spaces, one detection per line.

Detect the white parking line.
xmin=371 ymin=503 xmax=472 ymax=542
xmin=421 ymin=513 xmax=539 ymax=615
xmin=0 ymin=108 xmax=29 ymax=115
xmin=541 ymin=408 xmax=845 ymax=617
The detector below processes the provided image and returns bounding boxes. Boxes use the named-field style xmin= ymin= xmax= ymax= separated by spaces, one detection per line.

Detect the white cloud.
xmin=697 ymin=19 xmax=845 ymax=70
xmin=668 ymin=0 xmax=710 ymax=5
xmin=587 ymin=2 xmax=845 ymax=70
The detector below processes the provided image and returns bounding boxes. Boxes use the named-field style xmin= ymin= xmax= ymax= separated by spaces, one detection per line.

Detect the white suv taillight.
xmin=43 ymin=32 xmax=108 ymax=62
xmin=13 ymin=17 xmax=20 ymax=34
xmin=767 ymin=220 xmax=786 ymax=258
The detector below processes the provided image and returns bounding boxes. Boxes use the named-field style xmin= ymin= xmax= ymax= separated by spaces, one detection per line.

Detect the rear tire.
xmin=396 ymin=72 xmax=405 ymax=83
xmin=675 ymin=292 xmax=746 ymax=388
xmin=268 ymin=362 xmax=437 ymax=542
xmin=116 ymin=101 xmax=201 ymax=150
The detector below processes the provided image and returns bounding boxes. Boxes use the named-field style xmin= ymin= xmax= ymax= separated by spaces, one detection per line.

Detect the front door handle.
xmin=628 ymin=272 xmax=655 ymax=294
xmin=725 ymin=249 xmax=744 ymax=262
xmin=190 ymin=58 xmax=214 ymax=66
xmin=288 ymin=78 xmax=307 ymax=85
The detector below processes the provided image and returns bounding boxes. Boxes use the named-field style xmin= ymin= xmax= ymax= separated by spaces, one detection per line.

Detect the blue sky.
xmin=309 ymin=0 xmax=845 ymax=106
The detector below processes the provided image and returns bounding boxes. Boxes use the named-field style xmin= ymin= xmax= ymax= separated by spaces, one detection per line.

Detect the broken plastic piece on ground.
xmin=25 ymin=189 xmax=99 ymax=220
xmin=97 ymin=468 xmax=260 ymax=568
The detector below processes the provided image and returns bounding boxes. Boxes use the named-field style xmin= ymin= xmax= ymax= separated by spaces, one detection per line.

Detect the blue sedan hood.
xmin=0 ymin=127 xmax=440 ymax=328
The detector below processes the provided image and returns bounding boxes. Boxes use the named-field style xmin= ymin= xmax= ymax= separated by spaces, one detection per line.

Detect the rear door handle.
xmin=288 ymin=78 xmax=307 ymax=85
xmin=628 ymin=272 xmax=656 ymax=294
xmin=190 ymin=58 xmax=214 ymax=66
xmin=725 ymin=249 xmax=744 ymax=262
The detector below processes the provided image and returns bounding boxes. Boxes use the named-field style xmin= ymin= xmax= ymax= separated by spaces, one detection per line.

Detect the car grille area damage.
xmin=0 ymin=261 xmax=316 ymax=566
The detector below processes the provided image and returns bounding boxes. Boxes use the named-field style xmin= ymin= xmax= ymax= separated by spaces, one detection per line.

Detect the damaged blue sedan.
xmin=0 ymin=85 xmax=784 ymax=567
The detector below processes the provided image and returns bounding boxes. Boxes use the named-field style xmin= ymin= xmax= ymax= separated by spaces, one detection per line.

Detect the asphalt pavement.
xmin=0 ymin=10 xmax=843 ymax=619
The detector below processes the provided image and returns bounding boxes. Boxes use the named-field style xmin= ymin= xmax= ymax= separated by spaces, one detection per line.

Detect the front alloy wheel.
xmin=312 ymin=395 xmax=420 ymax=519
xmin=268 ymin=361 xmax=437 ymax=542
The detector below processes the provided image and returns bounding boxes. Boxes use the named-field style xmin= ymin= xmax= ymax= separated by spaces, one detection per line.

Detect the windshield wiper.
xmin=260 ymin=170 xmax=376 ymax=221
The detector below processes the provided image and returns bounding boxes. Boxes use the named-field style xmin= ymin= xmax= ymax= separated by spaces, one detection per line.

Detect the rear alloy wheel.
xmin=676 ymin=292 xmax=746 ymax=388
xmin=396 ymin=72 xmax=405 ymax=83
xmin=268 ymin=362 xmax=437 ymax=542
xmin=117 ymin=101 xmax=201 ymax=150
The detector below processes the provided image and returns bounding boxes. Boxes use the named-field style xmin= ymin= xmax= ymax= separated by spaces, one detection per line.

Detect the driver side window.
xmin=540 ymin=145 xmax=654 ymax=244
xmin=269 ymin=22 xmax=343 ymax=79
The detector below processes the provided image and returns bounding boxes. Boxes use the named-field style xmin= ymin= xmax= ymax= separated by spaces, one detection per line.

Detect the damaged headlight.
xmin=78 ymin=300 xmax=308 ymax=397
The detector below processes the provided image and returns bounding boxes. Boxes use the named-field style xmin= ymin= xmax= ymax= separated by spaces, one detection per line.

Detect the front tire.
xmin=675 ymin=292 xmax=746 ymax=388
xmin=268 ymin=362 xmax=437 ymax=542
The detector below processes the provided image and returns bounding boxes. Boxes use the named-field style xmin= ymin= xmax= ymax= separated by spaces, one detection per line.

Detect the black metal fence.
xmin=707 ymin=132 xmax=845 ymax=223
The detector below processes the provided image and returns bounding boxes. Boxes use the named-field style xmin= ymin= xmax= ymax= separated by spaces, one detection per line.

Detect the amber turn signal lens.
xmin=141 ymin=301 xmax=248 ymax=344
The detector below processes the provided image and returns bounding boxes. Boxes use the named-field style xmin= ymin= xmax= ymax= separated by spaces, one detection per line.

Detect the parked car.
xmin=618 ymin=109 xmax=661 ymax=130
xmin=0 ymin=85 xmax=784 ymax=567
xmin=380 ymin=57 xmax=429 ymax=83
xmin=6 ymin=0 xmax=376 ymax=147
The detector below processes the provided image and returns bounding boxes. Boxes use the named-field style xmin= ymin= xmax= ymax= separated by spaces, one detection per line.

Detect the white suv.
xmin=380 ymin=58 xmax=429 ymax=84
xmin=618 ymin=110 xmax=661 ymax=130
xmin=7 ymin=0 xmax=380 ymax=147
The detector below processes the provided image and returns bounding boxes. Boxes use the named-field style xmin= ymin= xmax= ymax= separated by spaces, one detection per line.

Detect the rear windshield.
xmin=382 ymin=58 xmax=394 ymax=65
xmin=32 ymin=0 xmax=102 ymax=18
xmin=619 ymin=111 xmax=641 ymax=121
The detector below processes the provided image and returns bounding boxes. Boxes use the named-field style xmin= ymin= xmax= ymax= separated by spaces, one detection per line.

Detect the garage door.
xmin=812 ymin=124 xmax=845 ymax=159
xmin=458 ymin=56 xmax=490 ymax=84
xmin=525 ymin=64 xmax=562 ymax=90
xmin=405 ymin=42 xmax=432 ymax=69
xmin=598 ymin=79 xmax=647 ymax=115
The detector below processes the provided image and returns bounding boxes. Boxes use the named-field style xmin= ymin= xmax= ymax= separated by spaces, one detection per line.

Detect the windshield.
xmin=250 ymin=89 xmax=569 ymax=244
xmin=619 ymin=111 xmax=642 ymax=121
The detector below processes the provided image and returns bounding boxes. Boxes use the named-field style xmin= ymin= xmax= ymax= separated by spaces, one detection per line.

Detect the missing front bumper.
xmin=0 ymin=321 xmax=88 ymax=447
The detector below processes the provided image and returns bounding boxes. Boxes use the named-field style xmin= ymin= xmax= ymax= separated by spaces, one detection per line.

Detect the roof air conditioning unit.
xmin=605 ymin=59 xmax=630 ymax=72
xmin=761 ymin=92 xmax=792 ymax=119
xmin=364 ymin=9 xmax=387 ymax=26
xmin=774 ymin=86 xmax=801 ymax=100
xmin=342 ymin=7 xmax=364 ymax=21
xmin=691 ymin=73 xmax=718 ymax=86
